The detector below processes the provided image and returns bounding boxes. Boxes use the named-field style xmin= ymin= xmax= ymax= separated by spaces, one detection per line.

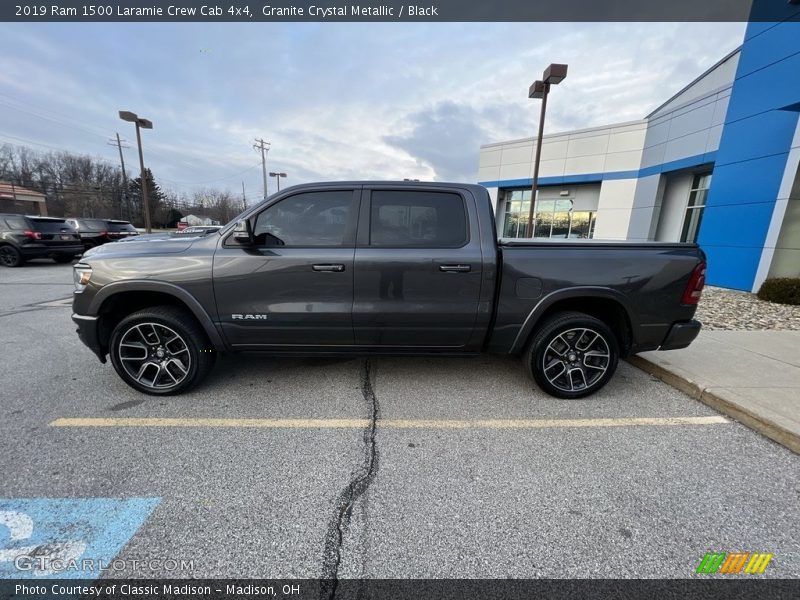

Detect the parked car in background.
xmin=105 ymin=219 xmax=139 ymax=241
xmin=0 ymin=214 xmax=82 ymax=267
xmin=66 ymin=218 xmax=138 ymax=250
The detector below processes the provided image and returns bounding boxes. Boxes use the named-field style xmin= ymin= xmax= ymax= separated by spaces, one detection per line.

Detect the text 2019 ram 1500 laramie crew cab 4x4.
xmin=71 ymin=182 xmax=706 ymax=398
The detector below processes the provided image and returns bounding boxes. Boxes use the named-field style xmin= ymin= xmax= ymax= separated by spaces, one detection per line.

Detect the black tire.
xmin=109 ymin=306 xmax=216 ymax=395
xmin=0 ymin=245 xmax=24 ymax=267
xmin=525 ymin=311 xmax=619 ymax=399
xmin=53 ymin=255 xmax=76 ymax=264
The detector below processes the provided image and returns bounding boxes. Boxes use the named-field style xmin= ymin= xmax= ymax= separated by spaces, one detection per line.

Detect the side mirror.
xmin=232 ymin=219 xmax=253 ymax=245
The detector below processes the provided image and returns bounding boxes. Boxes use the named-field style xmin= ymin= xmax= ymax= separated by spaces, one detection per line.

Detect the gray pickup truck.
xmin=71 ymin=181 xmax=706 ymax=398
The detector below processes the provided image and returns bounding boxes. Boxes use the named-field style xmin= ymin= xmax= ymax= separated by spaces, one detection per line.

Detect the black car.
xmin=66 ymin=218 xmax=139 ymax=250
xmin=0 ymin=214 xmax=83 ymax=267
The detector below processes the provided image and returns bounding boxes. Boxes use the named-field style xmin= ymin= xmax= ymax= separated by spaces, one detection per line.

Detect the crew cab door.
xmin=212 ymin=187 xmax=359 ymax=348
xmin=353 ymin=186 xmax=483 ymax=348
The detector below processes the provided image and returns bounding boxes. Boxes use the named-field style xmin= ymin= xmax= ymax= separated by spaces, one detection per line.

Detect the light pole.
xmin=119 ymin=111 xmax=154 ymax=233
xmin=269 ymin=172 xmax=287 ymax=192
xmin=526 ymin=63 xmax=567 ymax=238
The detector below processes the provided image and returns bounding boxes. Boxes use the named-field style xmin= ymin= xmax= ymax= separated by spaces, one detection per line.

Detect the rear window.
xmin=106 ymin=221 xmax=136 ymax=232
xmin=30 ymin=218 xmax=76 ymax=233
xmin=81 ymin=219 xmax=107 ymax=230
xmin=369 ymin=190 xmax=468 ymax=248
xmin=4 ymin=216 xmax=28 ymax=230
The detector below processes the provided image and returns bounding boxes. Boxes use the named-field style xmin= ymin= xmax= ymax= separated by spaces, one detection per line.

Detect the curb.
xmin=627 ymin=355 xmax=800 ymax=455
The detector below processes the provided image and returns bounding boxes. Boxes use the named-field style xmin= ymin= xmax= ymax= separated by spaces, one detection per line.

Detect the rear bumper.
xmin=21 ymin=244 xmax=83 ymax=258
xmin=659 ymin=319 xmax=701 ymax=351
xmin=72 ymin=313 xmax=107 ymax=363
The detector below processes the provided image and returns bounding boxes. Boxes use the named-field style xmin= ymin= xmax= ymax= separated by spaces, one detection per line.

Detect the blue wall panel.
xmin=697 ymin=10 xmax=800 ymax=291
xmin=703 ymin=154 xmax=788 ymax=210
xmin=703 ymin=246 xmax=765 ymax=292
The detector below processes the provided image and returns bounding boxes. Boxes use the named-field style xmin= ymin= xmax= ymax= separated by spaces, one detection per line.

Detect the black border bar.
xmin=2 ymin=579 xmax=800 ymax=600
xmin=3 ymin=0 xmax=799 ymax=22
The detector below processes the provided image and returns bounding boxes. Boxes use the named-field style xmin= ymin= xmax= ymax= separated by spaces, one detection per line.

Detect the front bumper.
xmin=72 ymin=313 xmax=107 ymax=363
xmin=659 ymin=319 xmax=701 ymax=351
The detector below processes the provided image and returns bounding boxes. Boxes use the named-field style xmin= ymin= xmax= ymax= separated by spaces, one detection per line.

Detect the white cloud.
xmin=0 ymin=22 xmax=745 ymax=194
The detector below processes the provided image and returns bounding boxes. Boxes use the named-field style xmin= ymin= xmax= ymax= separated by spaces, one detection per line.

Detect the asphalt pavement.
xmin=0 ymin=260 xmax=798 ymax=580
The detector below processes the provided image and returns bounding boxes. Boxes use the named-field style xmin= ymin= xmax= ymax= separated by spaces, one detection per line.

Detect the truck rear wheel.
xmin=109 ymin=306 xmax=216 ymax=395
xmin=526 ymin=311 xmax=619 ymax=399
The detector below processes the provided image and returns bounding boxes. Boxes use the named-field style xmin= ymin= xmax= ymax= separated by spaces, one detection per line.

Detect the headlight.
xmin=73 ymin=264 xmax=92 ymax=291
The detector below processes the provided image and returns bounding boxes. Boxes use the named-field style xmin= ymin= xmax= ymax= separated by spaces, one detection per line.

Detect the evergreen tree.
xmin=128 ymin=168 xmax=165 ymax=227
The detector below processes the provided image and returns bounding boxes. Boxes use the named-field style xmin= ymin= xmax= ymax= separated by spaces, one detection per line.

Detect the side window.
xmin=4 ymin=216 xmax=27 ymax=230
xmin=253 ymin=190 xmax=355 ymax=247
xmin=369 ymin=190 xmax=468 ymax=248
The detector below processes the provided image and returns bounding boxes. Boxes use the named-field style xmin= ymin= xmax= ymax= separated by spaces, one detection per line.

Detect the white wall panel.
xmin=566 ymin=134 xmax=609 ymax=158
xmin=607 ymin=129 xmax=647 ymax=153
xmin=499 ymin=145 xmax=534 ymax=165
xmin=663 ymin=130 xmax=711 ymax=163
xmin=603 ymin=150 xmax=643 ymax=172
xmin=479 ymin=149 xmax=502 ymax=168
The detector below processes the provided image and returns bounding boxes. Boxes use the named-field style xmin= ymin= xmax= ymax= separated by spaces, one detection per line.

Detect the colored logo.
xmin=696 ymin=552 xmax=773 ymax=574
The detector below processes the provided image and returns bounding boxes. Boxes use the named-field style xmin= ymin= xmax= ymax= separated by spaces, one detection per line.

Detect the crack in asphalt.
xmin=321 ymin=359 xmax=379 ymax=599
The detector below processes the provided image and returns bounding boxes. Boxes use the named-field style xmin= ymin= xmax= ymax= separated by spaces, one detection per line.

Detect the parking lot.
xmin=1 ymin=260 xmax=799 ymax=580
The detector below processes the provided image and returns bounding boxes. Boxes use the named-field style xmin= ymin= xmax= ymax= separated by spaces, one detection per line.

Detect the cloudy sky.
xmin=0 ymin=22 xmax=745 ymax=196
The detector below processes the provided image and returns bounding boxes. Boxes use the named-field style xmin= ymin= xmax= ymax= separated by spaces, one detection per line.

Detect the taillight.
xmin=23 ymin=230 xmax=42 ymax=240
xmin=681 ymin=261 xmax=706 ymax=305
xmin=100 ymin=230 xmax=109 ymax=237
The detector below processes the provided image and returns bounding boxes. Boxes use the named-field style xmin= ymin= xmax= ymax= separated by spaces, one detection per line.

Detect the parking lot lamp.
xmin=269 ymin=172 xmax=287 ymax=192
xmin=119 ymin=111 xmax=154 ymax=233
xmin=526 ymin=63 xmax=568 ymax=238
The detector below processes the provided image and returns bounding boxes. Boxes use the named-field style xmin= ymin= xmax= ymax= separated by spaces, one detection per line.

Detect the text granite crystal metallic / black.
xmin=71 ymin=181 xmax=706 ymax=398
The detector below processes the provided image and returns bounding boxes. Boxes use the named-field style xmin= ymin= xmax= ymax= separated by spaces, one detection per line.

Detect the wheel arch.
xmin=511 ymin=287 xmax=635 ymax=356
xmin=90 ymin=281 xmax=226 ymax=353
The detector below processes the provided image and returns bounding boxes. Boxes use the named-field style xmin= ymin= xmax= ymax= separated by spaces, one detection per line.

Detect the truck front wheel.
xmin=526 ymin=311 xmax=619 ymax=399
xmin=109 ymin=306 xmax=216 ymax=395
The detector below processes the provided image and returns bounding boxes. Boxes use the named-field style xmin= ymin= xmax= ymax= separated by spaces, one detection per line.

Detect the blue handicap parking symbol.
xmin=0 ymin=498 xmax=160 ymax=579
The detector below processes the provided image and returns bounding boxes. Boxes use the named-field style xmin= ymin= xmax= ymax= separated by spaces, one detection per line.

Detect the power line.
xmin=156 ymin=161 xmax=262 ymax=186
xmin=0 ymin=133 xmax=115 ymax=164
xmin=0 ymin=92 xmax=114 ymax=139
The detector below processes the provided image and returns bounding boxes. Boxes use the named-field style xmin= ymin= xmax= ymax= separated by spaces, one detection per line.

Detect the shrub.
xmin=757 ymin=278 xmax=800 ymax=306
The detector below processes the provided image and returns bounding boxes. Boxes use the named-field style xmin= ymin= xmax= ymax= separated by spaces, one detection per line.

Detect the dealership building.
xmin=478 ymin=17 xmax=800 ymax=292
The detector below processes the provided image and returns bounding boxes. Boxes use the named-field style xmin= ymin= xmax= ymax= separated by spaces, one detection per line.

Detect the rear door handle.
xmin=439 ymin=264 xmax=471 ymax=273
xmin=312 ymin=264 xmax=345 ymax=272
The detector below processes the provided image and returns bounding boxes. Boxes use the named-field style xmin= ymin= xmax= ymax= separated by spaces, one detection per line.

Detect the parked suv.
xmin=66 ymin=218 xmax=139 ymax=250
xmin=0 ymin=214 xmax=82 ymax=267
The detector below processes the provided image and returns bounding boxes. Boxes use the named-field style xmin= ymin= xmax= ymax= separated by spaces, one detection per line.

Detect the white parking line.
xmin=49 ymin=416 xmax=729 ymax=429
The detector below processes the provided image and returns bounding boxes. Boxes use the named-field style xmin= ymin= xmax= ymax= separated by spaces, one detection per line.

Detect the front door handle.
xmin=439 ymin=264 xmax=471 ymax=273
xmin=312 ymin=264 xmax=345 ymax=272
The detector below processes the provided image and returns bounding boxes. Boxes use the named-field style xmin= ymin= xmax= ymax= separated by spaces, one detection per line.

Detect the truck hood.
xmin=83 ymin=235 xmax=201 ymax=258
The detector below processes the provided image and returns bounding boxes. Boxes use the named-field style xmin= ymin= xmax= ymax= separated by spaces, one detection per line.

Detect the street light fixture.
xmin=269 ymin=172 xmax=287 ymax=192
xmin=525 ymin=63 xmax=568 ymax=238
xmin=119 ymin=110 xmax=154 ymax=233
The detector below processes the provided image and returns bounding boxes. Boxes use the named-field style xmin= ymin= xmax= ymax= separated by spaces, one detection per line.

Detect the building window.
xmin=501 ymin=189 xmax=595 ymax=239
xmin=680 ymin=172 xmax=712 ymax=243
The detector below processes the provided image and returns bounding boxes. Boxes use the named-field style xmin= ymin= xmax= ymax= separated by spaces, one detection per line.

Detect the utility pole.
xmin=108 ymin=133 xmax=130 ymax=220
xmin=253 ymin=138 xmax=270 ymax=200
xmin=241 ymin=181 xmax=247 ymax=210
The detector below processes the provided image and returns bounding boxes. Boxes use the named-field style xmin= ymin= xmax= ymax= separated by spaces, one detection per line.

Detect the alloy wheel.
xmin=542 ymin=327 xmax=611 ymax=393
xmin=117 ymin=322 xmax=192 ymax=390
